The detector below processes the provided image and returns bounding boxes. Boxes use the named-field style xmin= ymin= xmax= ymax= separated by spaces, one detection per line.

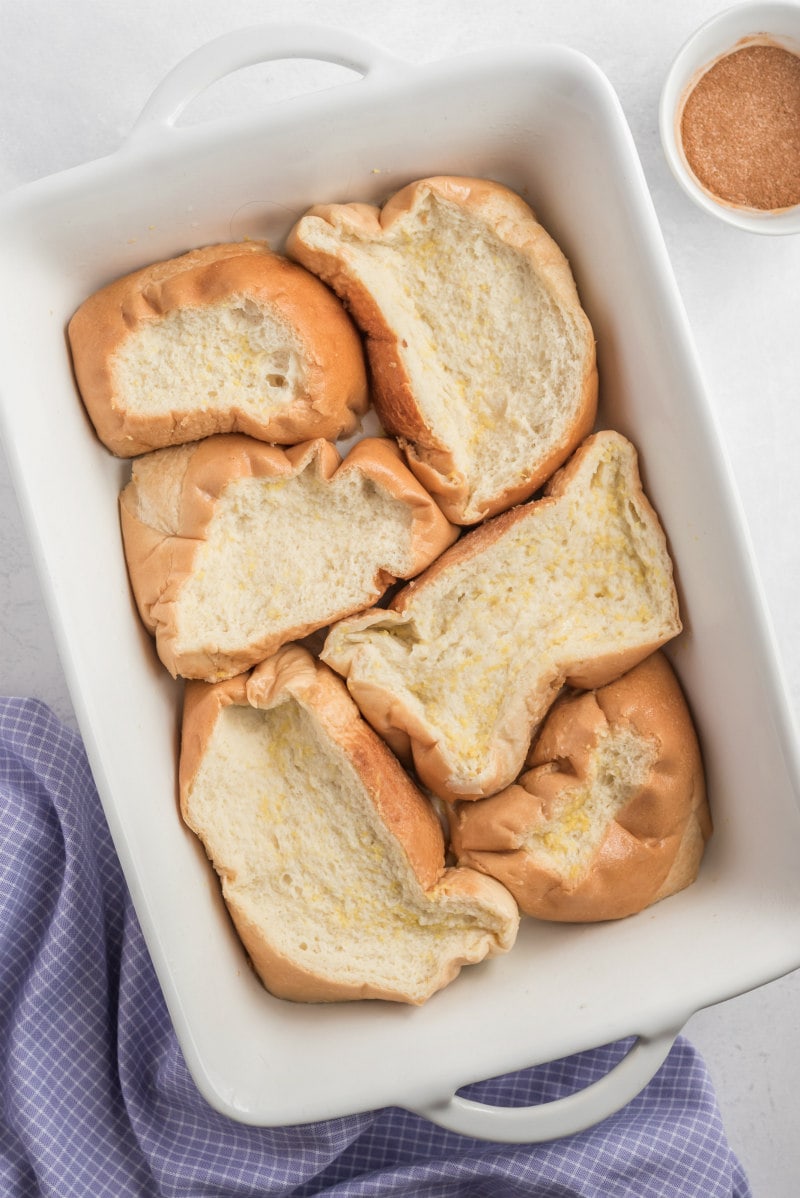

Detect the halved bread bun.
xmin=287 ymin=176 xmax=597 ymax=524
xmin=68 ymin=241 xmax=368 ymax=456
xmin=448 ymin=652 xmax=711 ymax=921
xmin=179 ymin=646 xmax=519 ymax=1004
xmin=322 ymin=431 xmax=681 ymax=801
xmin=119 ymin=434 xmax=458 ymax=682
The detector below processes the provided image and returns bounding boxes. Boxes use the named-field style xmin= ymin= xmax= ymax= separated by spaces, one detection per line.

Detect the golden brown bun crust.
xmin=180 ymin=647 xmax=519 ymax=1003
xmin=68 ymin=241 xmax=368 ymax=456
xmin=449 ymin=652 xmax=711 ymax=921
xmin=287 ymin=176 xmax=598 ymax=524
xmin=120 ymin=434 xmax=459 ymax=682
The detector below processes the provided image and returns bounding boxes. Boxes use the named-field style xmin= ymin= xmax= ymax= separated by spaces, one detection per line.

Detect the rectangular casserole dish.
xmin=1 ymin=25 xmax=799 ymax=1141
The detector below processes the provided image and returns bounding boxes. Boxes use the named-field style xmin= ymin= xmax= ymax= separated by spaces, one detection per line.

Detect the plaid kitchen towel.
xmin=0 ymin=696 xmax=752 ymax=1197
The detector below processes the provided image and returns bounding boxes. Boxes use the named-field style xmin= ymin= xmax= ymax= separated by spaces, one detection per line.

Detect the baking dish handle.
xmin=410 ymin=1028 xmax=679 ymax=1143
xmin=129 ymin=24 xmax=406 ymax=138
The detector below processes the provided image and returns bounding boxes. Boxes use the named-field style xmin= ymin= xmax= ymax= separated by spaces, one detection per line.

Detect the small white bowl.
xmin=660 ymin=1 xmax=800 ymax=233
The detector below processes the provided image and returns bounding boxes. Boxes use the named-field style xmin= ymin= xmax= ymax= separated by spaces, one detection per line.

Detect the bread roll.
xmin=119 ymin=434 xmax=458 ymax=681
xmin=287 ymin=176 xmax=597 ymax=524
xmin=68 ymin=241 xmax=368 ymax=456
xmin=322 ymin=431 xmax=681 ymax=801
xmin=179 ymin=646 xmax=519 ymax=1004
xmin=448 ymin=652 xmax=711 ymax=921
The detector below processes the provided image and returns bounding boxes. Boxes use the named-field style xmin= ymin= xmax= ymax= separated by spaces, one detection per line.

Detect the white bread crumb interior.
xmin=113 ymin=297 xmax=306 ymax=419
xmin=323 ymin=431 xmax=681 ymax=799
xmin=176 ymin=459 xmax=413 ymax=659
xmin=181 ymin=650 xmax=519 ymax=1004
xmin=523 ymin=726 xmax=658 ymax=878
xmin=319 ymin=203 xmax=582 ymax=499
xmin=120 ymin=435 xmax=458 ymax=682
xmin=288 ymin=177 xmax=597 ymax=522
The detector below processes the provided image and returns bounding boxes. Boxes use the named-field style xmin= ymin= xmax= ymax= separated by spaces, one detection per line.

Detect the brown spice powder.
xmin=680 ymin=42 xmax=800 ymax=211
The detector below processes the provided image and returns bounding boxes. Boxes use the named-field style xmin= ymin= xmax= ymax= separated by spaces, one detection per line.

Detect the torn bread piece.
xmin=287 ymin=176 xmax=597 ymax=524
xmin=120 ymin=434 xmax=458 ymax=681
xmin=179 ymin=646 xmax=519 ymax=1004
xmin=322 ymin=431 xmax=681 ymax=801
xmin=68 ymin=241 xmax=368 ymax=456
xmin=449 ymin=652 xmax=711 ymax=922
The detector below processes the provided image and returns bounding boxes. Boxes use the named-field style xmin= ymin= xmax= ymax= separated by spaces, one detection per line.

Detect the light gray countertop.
xmin=2 ymin=2 xmax=799 ymax=1192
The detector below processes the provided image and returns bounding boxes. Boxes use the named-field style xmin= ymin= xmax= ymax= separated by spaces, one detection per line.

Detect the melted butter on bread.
xmin=180 ymin=649 xmax=519 ymax=1003
xmin=322 ymin=431 xmax=681 ymax=800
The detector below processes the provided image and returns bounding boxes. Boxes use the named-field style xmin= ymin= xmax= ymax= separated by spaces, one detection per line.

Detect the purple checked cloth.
xmin=0 ymin=696 xmax=752 ymax=1198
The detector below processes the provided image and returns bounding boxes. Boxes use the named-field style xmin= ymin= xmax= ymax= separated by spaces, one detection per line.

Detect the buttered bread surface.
xmin=322 ymin=431 xmax=682 ymax=802
xmin=65 ymin=174 xmax=706 ymax=1005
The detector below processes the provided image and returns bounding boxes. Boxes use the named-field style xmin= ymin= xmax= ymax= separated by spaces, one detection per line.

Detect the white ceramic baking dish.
xmin=1 ymin=25 xmax=799 ymax=1143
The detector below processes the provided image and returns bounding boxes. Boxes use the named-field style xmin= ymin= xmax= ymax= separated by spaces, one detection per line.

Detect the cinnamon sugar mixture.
xmin=680 ymin=42 xmax=800 ymax=211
